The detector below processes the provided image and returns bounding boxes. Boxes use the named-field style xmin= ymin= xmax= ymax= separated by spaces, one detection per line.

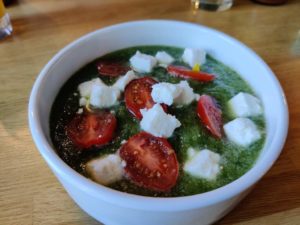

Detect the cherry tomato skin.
xmin=97 ymin=61 xmax=130 ymax=77
xmin=119 ymin=132 xmax=179 ymax=192
xmin=124 ymin=77 xmax=167 ymax=120
xmin=167 ymin=65 xmax=215 ymax=82
xmin=197 ymin=95 xmax=223 ymax=139
xmin=66 ymin=110 xmax=117 ymax=149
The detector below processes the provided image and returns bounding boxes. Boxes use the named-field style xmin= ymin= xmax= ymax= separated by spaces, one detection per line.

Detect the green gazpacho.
xmin=50 ymin=45 xmax=265 ymax=197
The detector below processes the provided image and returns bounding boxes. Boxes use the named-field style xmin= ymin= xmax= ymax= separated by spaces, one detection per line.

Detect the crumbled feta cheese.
xmin=155 ymin=51 xmax=175 ymax=65
xmin=78 ymin=78 xmax=104 ymax=98
xmin=158 ymin=64 xmax=168 ymax=68
xmin=78 ymin=81 xmax=93 ymax=98
xmin=121 ymin=160 xmax=127 ymax=168
xmin=130 ymin=51 xmax=157 ymax=73
xmin=140 ymin=104 xmax=181 ymax=138
xmin=151 ymin=81 xmax=199 ymax=106
xmin=182 ymin=48 xmax=206 ymax=68
xmin=86 ymin=154 xmax=123 ymax=185
xmin=151 ymin=82 xmax=181 ymax=106
xmin=184 ymin=148 xmax=221 ymax=180
xmin=120 ymin=139 xmax=127 ymax=144
xmin=228 ymin=92 xmax=263 ymax=117
xmin=77 ymin=108 xmax=83 ymax=114
xmin=195 ymin=93 xmax=201 ymax=101
xmin=113 ymin=70 xmax=138 ymax=91
xmin=224 ymin=118 xmax=261 ymax=147
xmin=79 ymin=97 xmax=87 ymax=106
xmin=174 ymin=81 xmax=199 ymax=105
xmin=90 ymin=83 xmax=120 ymax=108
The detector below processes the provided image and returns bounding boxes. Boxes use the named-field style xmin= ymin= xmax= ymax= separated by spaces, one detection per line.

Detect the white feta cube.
xmin=228 ymin=92 xmax=263 ymax=117
xmin=130 ymin=51 xmax=157 ymax=73
xmin=174 ymin=81 xmax=198 ymax=105
xmin=151 ymin=82 xmax=181 ymax=106
xmin=86 ymin=154 xmax=123 ymax=185
xmin=155 ymin=51 xmax=175 ymax=66
xmin=90 ymin=83 xmax=120 ymax=108
xmin=224 ymin=118 xmax=261 ymax=147
xmin=140 ymin=104 xmax=181 ymax=138
xmin=151 ymin=81 xmax=200 ymax=106
xmin=182 ymin=48 xmax=206 ymax=68
xmin=78 ymin=78 xmax=104 ymax=98
xmin=113 ymin=70 xmax=138 ymax=91
xmin=184 ymin=148 xmax=221 ymax=180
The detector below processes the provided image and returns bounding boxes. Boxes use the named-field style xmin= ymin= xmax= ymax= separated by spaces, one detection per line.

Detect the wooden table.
xmin=1 ymin=0 xmax=300 ymax=224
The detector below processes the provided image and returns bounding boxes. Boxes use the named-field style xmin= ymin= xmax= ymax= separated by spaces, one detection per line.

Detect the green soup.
xmin=50 ymin=46 xmax=265 ymax=197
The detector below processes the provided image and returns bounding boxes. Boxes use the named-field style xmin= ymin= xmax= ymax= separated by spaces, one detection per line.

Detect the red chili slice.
xmin=197 ymin=95 xmax=223 ymax=139
xmin=66 ymin=110 xmax=117 ymax=149
xmin=167 ymin=65 xmax=215 ymax=82
xmin=119 ymin=132 xmax=179 ymax=192
xmin=97 ymin=61 xmax=130 ymax=77
xmin=124 ymin=77 xmax=167 ymax=120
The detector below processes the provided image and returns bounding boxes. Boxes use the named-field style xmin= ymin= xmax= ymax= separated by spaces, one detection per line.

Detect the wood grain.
xmin=0 ymin=0 xmax=300 ymax=224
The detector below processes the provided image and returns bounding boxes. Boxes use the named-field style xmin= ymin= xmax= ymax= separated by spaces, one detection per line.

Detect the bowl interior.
xmin=29 ymin=20 xmax=288 ymax=210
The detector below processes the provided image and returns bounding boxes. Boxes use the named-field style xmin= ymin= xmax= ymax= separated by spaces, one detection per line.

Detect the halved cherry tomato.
xmin=167 ymin=65 xmax=215 ymax=82
xmin=119 ymin=132 xmax=179 ymax=192
xmin=197 ymin=95 xmax=223 ymax=139
xmin=66 ymin=110 xmax=117 ymax=149
xmin=97 ymin=61 xmax=130 ymax=77
xmin=124 ymin=77 xmax=167 ymax=119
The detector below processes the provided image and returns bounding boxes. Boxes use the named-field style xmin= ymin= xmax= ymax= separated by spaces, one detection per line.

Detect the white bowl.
xmin=28 ymin=20 xmax=288 ymax=225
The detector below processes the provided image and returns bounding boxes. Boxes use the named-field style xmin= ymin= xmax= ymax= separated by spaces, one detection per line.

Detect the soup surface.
xmin=50 ymin=46 xmax=265 ymax=197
